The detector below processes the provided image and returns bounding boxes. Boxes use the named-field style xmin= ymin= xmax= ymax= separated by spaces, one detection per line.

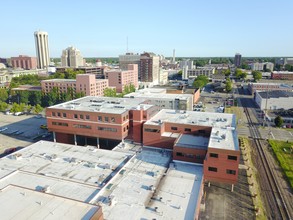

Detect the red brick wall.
xmin=204 ymin=147 xmax=240 ymax=184
xmin=173 ymin=147 xmax=207 ymax=163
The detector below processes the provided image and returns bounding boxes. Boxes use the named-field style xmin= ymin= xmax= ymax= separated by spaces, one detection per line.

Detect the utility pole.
xmin=262 ymin=83 xmax=269 ymax=127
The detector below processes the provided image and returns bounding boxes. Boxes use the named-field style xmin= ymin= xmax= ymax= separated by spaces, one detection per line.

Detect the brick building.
xmin=41 ymin=74 xmax=108 ymax=96
xmin=11 ymin=55 xmax=37 ymax=69
xmin=271 ymin=71 xmax=293 ymax=80
xmin=104 ymin=64 xmax=138 ymax=93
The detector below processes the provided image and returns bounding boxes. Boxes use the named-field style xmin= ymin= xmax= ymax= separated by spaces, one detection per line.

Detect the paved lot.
xmin=0 ymin=114 xmax=50 ymax=154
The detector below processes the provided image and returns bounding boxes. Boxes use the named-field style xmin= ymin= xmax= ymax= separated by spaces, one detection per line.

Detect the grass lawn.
xmin=225 ymin=106 xmax=243 ymax=123
xmin=268 ymin=140 xmax=293 ymax=189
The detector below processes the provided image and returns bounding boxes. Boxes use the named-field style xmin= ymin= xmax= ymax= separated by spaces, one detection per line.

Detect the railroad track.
xmin=243 ymin=106 xmax=292 ymax=220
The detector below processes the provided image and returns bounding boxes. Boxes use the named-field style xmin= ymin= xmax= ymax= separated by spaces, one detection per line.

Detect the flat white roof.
xmin=47 ymin=96 xmax=154 ymax=114
xmin=0 ymin=185 xmax=100 ymax=220
xmin=0 ymin=141 xmax=132 ymax=202
xmin=175 ymin=134 xmax=209 ymax=149
xmin=93 ymin=148 xmax=203 ymax=220
xmin=124 ymin=90 xmax=193 ymax=100
xmin=145 ymin=109 xmax=239 ymax=151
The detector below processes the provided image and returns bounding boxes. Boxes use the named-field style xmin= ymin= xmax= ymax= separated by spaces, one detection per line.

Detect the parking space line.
xmin=289 ymin=132 xmax=293 ymax=136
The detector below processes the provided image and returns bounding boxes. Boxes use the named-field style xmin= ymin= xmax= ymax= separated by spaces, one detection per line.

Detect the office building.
xmin=249 ymin=62 xmax=274 ymax=71
xmin=0 ymin=69 xmax=39 ymax=88
xmin=271 ymin=71 xmax=293 ymax=80
xmin=104 ymin=64 xmax=138 ymax=93
xmin=234 ymin=53 xmax=242 ymax=67
xmin=248 ymin=82 xmax=293 ymax=94
xmin=140 ymin=52 xmax=160 ymax=84
xmin=255 ymin=90 xmax=293 ymax=110
xmin=179 ymin=59 xmax=194 ymax=69
xmin=119 ymin=52 xmax=140 ymax=71
xmin=61 ymin=46 xmax=84 ymax=67
xmin=41 ymin=75 xmax=108 ymax=96
xmin=11 ymin=55 xmax=37 ymax=69
xmin=284 ymin=58 xmax=293 ymax=65
xmin=34 ymin=31 xmax=50 ymax=69
xmin=124 ymin=88 xmax=194 ymax=111
xmin=187 ymin=67 xmax=215 ymax=78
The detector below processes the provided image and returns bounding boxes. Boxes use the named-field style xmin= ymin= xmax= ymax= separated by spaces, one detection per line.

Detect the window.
xmin=210 ymin=153 xmax=218 ymax=158
xmin=123 ymin=127 xmax=126 ymax=132
xmin=74 ymin=114 xmax=78 ymax=119
xmin=98 ymin=116 xmax=102 ymax=121
xmin=63 ymin=113 xmax=67 ymax=118
xmin=176 ymin=152 xmax=184 ymax=157
xmin=111 ymin=117 xmax=115 ymax=122
xmin=97 ymin=127 xmax=117 ymax=132
xmin=184 ymin=128 xmax=191 ymax=132
xmin=52 ymin=122 xmax=68 ymax=127
xmin=123 ymin=116 xmax=126 ymax=121
xmin=171 ymin=127 xmax=177 ymax=131
xmin=105 ymin=116 xmax=109 ymax=122
xmin=80 ymin=115 xmax=84 ymax=119
xmin=228 ymin=155 xmax=237 ymax=161
xmin=73 ymin=124 xmax=91 ymax=129
xmin=199 ymin=130 xmax=205 ymax=134
xmin=86 ymin=115 xmax=90 ymax=120
xmin=144 ymin=128 xmax=159 ymax=133
xmin=208 ymin=167 xmax=217 ymax=172
xmin=52 ymin=112 xmax=56 ymax=117
xmin=226 ymin=169 xmax=236 ymax=175
xmin=186 ymin=154 xmax=194 ymax=158
xmin=57 ymin=112 xmax=61 ymax=117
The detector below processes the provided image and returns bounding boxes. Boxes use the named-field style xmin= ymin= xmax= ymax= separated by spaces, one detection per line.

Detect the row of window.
xmin=208 ymin=167 xmax=236 ymax=175
xmin=176 ymin=152 xmax=205 ymax=159
xmin=52 ymin=121 xmax=128 ymax=132
xmin=209 ymin=153 xmax=237 ymax=161
xmin=52 ymin=112 xmax=129 ymax=123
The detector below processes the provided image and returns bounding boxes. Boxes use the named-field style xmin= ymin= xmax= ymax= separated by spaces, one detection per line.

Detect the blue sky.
xmin=1 ymin=0 xmax=293 ymax=58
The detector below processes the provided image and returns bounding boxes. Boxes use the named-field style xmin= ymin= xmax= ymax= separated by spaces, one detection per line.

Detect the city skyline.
xmin=1 ymin=0 xmax=293 ymax=58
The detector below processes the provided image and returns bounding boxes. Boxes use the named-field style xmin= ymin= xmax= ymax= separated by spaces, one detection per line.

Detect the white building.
xmin=159 ymin=69 xmax=169 ymax=85
xmin=255 ymin=90 xmax=293 ymax=110
xmin=34 ymin=31 xmax=50 ymax=69
xmin=124 ymin=88 xmax=194 ymax=110
xmin=61 ymin=46 xmax=84 ymax=68
xmin=249 ymin=62 xmax=274 ymax=71
xmin=187 ymin=67 xmax=215 ymax=78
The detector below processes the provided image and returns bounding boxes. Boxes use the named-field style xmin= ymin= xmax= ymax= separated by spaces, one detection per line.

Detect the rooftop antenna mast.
xmin=126 ymin=36 xmax=128 ymax=53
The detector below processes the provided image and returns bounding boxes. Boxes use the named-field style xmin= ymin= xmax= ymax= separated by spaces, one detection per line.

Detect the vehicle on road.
xmin=40 ymin=124 xmax=48 ymax=129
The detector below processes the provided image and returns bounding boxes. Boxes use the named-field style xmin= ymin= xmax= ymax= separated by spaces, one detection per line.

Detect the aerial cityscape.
xmin=0 ymin=1 xmax=293 ymax=220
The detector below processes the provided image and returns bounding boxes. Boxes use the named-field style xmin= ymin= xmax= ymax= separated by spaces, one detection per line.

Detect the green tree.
xmin=0 ymin=88 xmax=8 ymax=102
xmin=178 ymin=70 xmax=182 ymax=75
xmin=223 ymin=69 xmax=231 ymax=77
xmin=284 ymin=64 xmax=293 ymax=71
xmin=33 ymin=104 xmax=43 ymax=114
xmin=274 ymin=115 xmax=284 ymax=128
xmin=193 ymin=80 xmax=205 ymax=89
xmin=225 ymin=79 xmax=233 ymax=92
xmin=0 ymin=101 xmax=8 ymax=111
xmin=10 ymin=103 xmax=21 ymax=113
xmin=104 ymin=88 xmax=117 ymax=97
xmin=252 ymin=71 xmax=262 ymax=82
xmin=19 ymin=91 xmax=29 ymax=104
xmin=196 ymin=75 xmax=209 ymax=85
xmin=75 ymin=91 xmax=85 ymax=99
xmin=28 ymin=91 xmax=42 ymax=106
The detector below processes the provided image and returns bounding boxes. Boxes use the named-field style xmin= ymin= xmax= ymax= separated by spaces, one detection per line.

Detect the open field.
xmin=268 ymin=140 xmax=293 ymax=189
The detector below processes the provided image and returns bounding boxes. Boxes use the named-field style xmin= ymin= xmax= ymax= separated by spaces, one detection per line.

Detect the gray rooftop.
xmin=145 ymin=109 xmax=239 ymax=151
xmin=258 ymin=90 xmax=293 ymax=99
xmin=48 ymin=96 xmax=153 ymax=114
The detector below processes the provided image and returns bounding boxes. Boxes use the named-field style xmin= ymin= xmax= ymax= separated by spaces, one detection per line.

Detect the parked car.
xmin=40 ymin=124 xmax=48 ymax=129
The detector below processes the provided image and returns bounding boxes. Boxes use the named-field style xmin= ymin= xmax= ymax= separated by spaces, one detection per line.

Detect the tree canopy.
xmin=252 ymin=71 xmax=262 ymax=82
xmin=274 ymin=115 xmax=284 ymax=128
xmin=193 ymin=75 xmax=209 ymax=89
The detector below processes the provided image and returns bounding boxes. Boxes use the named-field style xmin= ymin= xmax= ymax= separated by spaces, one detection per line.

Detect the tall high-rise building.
xmin=234 ymin=53 xmax=242 ymax=67
xmin=140 ymin=52 xmax=160 ymax=83
xmin=61 ymin=46 xmax=84 ymax=68
xmin=34 ymin=31 xmax=49 ymax=69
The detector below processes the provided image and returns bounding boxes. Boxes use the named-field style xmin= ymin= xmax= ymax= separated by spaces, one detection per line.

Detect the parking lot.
xmin=0 ymin=114 xmax=51 ymax=154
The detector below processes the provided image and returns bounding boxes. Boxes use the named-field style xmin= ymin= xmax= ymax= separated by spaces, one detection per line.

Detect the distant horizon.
xmin=1 ymin=0 xmax=293 ymax=58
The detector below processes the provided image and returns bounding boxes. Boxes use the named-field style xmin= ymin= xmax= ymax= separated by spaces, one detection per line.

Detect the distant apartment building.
xmin=104 ymin=64 xmax=138 ymax=93
xmin=248 ymin=82 xmax=293 ymax=94
xmin=41 ymin=74 xmax=108 ymax=96
xmin=234 ymin=53 xmax=242 ymax=67
xmin=124 ymin=88 xmax=194 ymax=111
xmin=255 ymin=90 xmax=293 ymax=110
xmin=284 ymin=58 xmax=293 ymax=65
xmin=34 ymin=31 xmax=50 ymax=69
xmin=0 ymin=69 xmax=39 ymax=88
xmin=271 ymin=71 xmax=293 ymax=80
xmin=119 ymin=53 xmax=141 ymax=71
xmin=249 ymin=62 xmax=274 ymax=71
xmin=56 ymin=66 xmax=108 ymax=78
xmin=187 ymin=67 xmax=215 ymax=78
xmin=61 ymin=46 xmax=84 ymax=68
xmin=11 ymin=55 xmax=37 ymax=70
xmin=159 ymin=69 xmax=169 ymax=85
xmin=140 ymin=52 xmax=160 ymax=84
xmin=179 ymin=59 xmax=194 ymax=69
